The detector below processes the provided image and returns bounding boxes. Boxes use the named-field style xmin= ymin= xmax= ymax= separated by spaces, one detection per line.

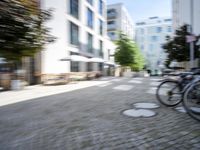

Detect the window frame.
xmin=70 ymin=0 xmax=79 ymax=19
xmin=70 ymin=22 xmax=79 ymax=46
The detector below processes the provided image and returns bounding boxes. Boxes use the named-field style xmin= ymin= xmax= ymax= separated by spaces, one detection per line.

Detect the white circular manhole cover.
xmin=133 ymin=103 xmax=160 ymax=109
xmin=123 ymin=109 xmax=156 ymax=117
xmin=174 ymin=107 xmax=186 ymax=113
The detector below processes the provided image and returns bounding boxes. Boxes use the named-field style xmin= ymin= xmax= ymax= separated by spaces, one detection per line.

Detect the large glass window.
xmin=87 ymin=8 xmax=93 ymax=28
xmin=99 ymin=0 xmax=103 ymax=15
xmin=151 ymin=36 xmax=157 ymax=42
xmin=87 ymin=33 xmax=93 ymax=53
xmin=87 ymin=62 xmax=93 ymax=71
xmin=156 ymin=27 xmax=162 ymax=33
xmin=167 ymin=26 xmax=172 ymax=32
xmin=71 ymin=62 xmax=79 ymax=72
xmin=99 ymin=40 xmax=103 ymax=57
xmin=70 ymin=0 xmax=79 ymax=19
xmin=70 ymin=22 xmax=79 ymax=46
xmin=99 ymin=19 xmax=103 ymax=35
xmin=87 ymin=0 xmax=93 ymax=5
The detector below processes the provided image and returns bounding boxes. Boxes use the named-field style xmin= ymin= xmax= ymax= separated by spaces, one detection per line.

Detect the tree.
xmin=0 ymin=0 xmax=55 ymax=68
xmin=162 ymin=24 xmax=200 ymax=67
xmin=131 ymin=46 xmax=145 ymax=71
xmin=114 ymin=32 xmax=144 ymax=71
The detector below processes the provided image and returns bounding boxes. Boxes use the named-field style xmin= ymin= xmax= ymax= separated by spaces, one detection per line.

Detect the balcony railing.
xmin=107 ymin=24 xmax=116 ymax=30
xmin=107 ymin=12 xmax=117 ymax=19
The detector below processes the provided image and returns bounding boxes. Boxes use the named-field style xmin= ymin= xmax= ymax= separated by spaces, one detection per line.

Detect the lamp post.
xmin=190 ymin=0 xmax=194 ymax=69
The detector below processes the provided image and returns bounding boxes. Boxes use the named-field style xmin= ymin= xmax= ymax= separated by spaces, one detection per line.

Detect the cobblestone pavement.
xmin=0 ymin=77 xmax=199 ymax=150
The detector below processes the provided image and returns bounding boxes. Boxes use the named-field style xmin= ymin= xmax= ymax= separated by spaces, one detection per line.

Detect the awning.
xmin=89 ymin=57 xmax=104 ymax=63
xmin=60 ymin=55 xmax=89 ymax=62
xmin=104 ymin=61 xmax=115 ymax=65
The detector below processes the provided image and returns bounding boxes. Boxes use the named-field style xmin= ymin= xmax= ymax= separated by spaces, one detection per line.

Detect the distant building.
xmin=107 ymin=3 xmax=134 ymax=41
xmin=172 ymin=0 xmax=200 ymax=35
xmin=135 ymin=17 xmax=173 ymax=75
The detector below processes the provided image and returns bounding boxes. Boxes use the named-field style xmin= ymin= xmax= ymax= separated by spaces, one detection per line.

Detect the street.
xmin=0 ymin=77 xmax=199 ymax=150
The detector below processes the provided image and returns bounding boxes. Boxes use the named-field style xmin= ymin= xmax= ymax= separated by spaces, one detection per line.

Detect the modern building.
xmin=172 ymin=0 xmax=200 ymax=35
xmin=40 ymin=0 xmax=115 ymax=76
xmin=135 ymin=17 xmax=173 ymax=75
xmin=107 ymin=3 xmax=134 ymax=41
xmin=172 ymin=0 xmax=200 ymax=69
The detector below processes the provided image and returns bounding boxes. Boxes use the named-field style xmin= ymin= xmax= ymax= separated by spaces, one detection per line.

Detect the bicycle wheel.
xmin=156 ymin=80 xmax=182 ymax=107
xmin=183 ymin=82 xmax=200 ymax=121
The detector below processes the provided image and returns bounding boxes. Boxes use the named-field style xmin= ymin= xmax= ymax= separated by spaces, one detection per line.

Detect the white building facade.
xmin=41 ymin=0 xmax=114 ymax=75
xmin=173 ymin=0 xmax=200 ymax=35
xmin=172 ymin=0 xmax=200 ymax=69
xmin=107 ymin=3 xmax=134 ymax=41
xmin=135 ymin=17 xmax=173 ymax=75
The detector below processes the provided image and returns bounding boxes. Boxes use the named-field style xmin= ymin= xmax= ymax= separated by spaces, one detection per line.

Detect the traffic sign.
xmin=186 ymin=35 xmax=196 ymax=43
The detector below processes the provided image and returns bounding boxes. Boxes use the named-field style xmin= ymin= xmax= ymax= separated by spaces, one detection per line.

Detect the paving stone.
xmin=0 ymin=77 xmax=199 ymax=149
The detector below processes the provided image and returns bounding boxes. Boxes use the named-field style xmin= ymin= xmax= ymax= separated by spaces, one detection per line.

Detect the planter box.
xmin=11 ymin=80 xmax=24 ymax=90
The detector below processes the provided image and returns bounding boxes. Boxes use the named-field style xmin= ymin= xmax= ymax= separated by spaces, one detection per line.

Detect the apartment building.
xmin=173 ymin=0 xmax=200 ymax=35
xmin=172 ymin=0 xmax=200 ymax=69
xmin=135 ymin=17 xmax=173 ymax=75
xmin=107 ymin=3 xmax=134 ymax=41
xmin=40 ymin=0 xmax=115 ymax=75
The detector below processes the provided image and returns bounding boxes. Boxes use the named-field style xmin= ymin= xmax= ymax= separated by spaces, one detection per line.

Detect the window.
xmin=141 ymin=45 xmax=144 ymax=51
xmin=70 ymin=0 xmax=79 ymax=19
xmin=99 ymin=63 xmax=103 ymax=71
xmin=151 ymin=36 xmax=157 ymax=42
xmin=71 ymin=61 xmax=79 ymax=72
xmin=87 ymin=0 xmax=93 ymax=5
xmin=107 ymin=9 xmax=117 ymax=18
xmin=99 ymin=40 xmax=103 ymax=57
xmin=108 ymin=32 xmax=116 ymax=40
xmin=157 ymin=27 xmax=162 ymax=33
xmin=107 ymin=20 xmax=115 ymax=25
xmin=149 ymin=44 xmax=154 ymax=51
xmin=107 ymin=9 xmax=116 ymax=14
xmin=87 ymin=33 xmax=93 ymax=53
xmin=167 ymin=26 xmax=172 ymax=32
xmin=70 ymin=22 xmax=79 ymax=46
xmin=99 ymin=19 xmax=103 ymax=35
xmin=164 ymin=19 xmax=172 ymax=22
xmin=87 ymin=62 xmax=93 ymax=71
xmin=140 ymin=28 xmax=144 ymax=34
xmin=87 ymin=8 xmax=93 ymax=28
xmin=136 ymin=22 xmax=146 ymax=25
xmin=99 ymin=0 xmax=103 ymax=15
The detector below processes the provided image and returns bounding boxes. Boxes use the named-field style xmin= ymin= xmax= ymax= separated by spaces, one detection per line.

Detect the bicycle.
xmin=156 ymin=70 xmax=200 ymax=121
xmin=156 ymin=72 xmax=194 ymax=106
xmin=183 ymin=79 xmax=200 ymax=121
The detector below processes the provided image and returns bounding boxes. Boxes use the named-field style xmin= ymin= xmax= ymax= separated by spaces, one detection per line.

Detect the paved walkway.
xmin=0 ymin=80 xmax=109 ymax=107
xmin=0 ymin=77 xmax=199 ymax=150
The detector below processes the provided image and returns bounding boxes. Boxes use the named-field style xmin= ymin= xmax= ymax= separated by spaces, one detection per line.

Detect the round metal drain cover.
xmin=174 ymin=107 xmax=186 ymax=113
xmin=133 ymin=103 xmax=160 ymax=109
xmin=123 ymin=109 xmax=156 ymax=118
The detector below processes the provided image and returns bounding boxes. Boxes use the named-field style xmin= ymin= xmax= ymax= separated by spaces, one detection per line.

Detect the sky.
xmin=107 ymin=0 xmax=172 ymax=22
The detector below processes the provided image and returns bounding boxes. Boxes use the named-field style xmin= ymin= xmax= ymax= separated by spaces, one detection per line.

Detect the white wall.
xmin=41 ymin=0 xmax=69 ymax=74
xmin=173 ymin=0 xmax=200 ymax=35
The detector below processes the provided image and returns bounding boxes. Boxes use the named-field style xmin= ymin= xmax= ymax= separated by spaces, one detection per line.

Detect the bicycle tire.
xmin=156 ymin=80 xmax=182 ymax=107
xmin=183 ymin=82 xmax=200 ymax=121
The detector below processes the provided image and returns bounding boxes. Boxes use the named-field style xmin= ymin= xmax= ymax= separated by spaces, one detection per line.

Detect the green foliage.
xmin=162 ymin=24 xmax=200 ymax=67
xmin=0 ymin=0 xmax=55 ymax=63
xmin=114 ymin=32 xmax=145 ymax=71
xmin=131 ymin=46 xmax=145 ymax=71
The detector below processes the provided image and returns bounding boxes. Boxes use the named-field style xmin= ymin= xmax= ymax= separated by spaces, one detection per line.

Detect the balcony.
xmin=107 ymin=9 xmax=117 ymax=19
xmin=107 ymin=24 xmax=117 ymax=30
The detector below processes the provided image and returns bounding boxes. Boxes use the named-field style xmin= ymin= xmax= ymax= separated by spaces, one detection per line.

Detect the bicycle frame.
xmin=172 ymin=76 xmax=200 ymax=96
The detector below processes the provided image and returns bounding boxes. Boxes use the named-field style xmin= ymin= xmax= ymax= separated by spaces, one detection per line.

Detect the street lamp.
xmin=190 ymin=0 xmax=194 ymax=69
